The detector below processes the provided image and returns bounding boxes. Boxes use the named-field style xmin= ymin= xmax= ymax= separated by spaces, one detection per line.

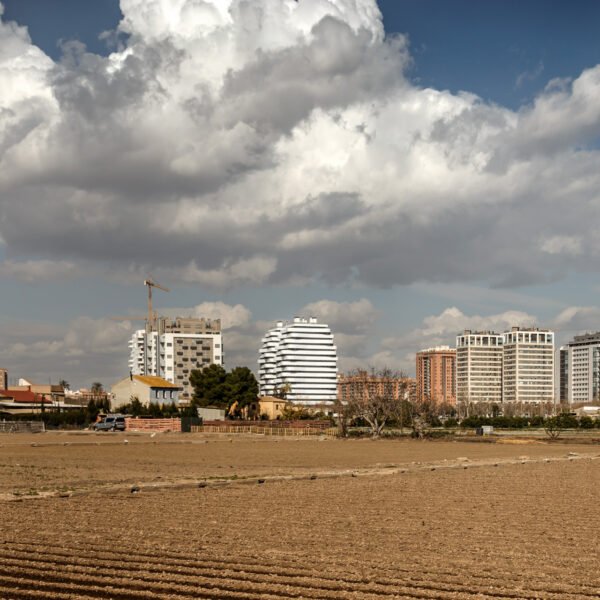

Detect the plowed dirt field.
xmin=1 ymin=433 xmax=598 ymax=599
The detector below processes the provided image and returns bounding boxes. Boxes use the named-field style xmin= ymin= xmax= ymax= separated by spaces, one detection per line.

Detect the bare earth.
xmin=1 ymin=432 xmax=599 ymax=599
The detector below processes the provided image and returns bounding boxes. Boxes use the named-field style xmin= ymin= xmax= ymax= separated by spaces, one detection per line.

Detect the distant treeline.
xmin=5 ymin=397 xmax=198 ymax=429
xmin=458 ymin=414 xmax=598 ymax=429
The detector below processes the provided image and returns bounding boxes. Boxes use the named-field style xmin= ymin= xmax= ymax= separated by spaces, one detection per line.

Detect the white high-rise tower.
xmin=258 ymin=317 xmax=337 ymax=406
xmin=456 ymin=330 xmax=503 ymax=405
xmin=502 ymin=327 xmax=554 ymax=405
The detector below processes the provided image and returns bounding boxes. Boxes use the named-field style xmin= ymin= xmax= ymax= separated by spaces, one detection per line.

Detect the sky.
xmin=1 ymin=0 xmax=600 ymax=389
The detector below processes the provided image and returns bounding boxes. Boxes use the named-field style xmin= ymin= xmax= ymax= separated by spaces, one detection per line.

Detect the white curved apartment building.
xmin=258 ymin=317 xmax=337 ymax=406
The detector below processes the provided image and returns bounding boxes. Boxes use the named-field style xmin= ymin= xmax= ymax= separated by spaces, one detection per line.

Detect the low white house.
xmin=112 ymin=375 xmax=182 ymax=409
xmin=574 ymin=405 xmax=600 ymax=418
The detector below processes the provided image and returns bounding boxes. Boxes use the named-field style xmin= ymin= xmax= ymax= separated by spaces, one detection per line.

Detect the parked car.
xmin=93 ymin=415 xmax=126 ymax=432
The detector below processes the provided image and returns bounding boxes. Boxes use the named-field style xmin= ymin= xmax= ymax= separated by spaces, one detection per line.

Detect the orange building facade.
xmin=337 ymin=371 xmax=416 ymax=403
xmin=416 ymin=347 xmax=456 ymax=406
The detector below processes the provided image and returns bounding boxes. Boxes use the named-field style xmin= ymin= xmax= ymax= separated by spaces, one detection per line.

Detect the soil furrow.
xmin=0 ymin=573 xmax=164 ymax=600
xmin=0 ymin=554 xmax=576 ymax=600
xmin=2 ymin=436 xmax=598 ymax=600
xmin=3 ymin=542 xmax=598 ymax=599
xmin=0 ymin=562 xmax=414 ymax=600
xmin=0 ymin=571 xmax=293 ymax=600
xmin=0 ymin=586 xmax=98 ymax=600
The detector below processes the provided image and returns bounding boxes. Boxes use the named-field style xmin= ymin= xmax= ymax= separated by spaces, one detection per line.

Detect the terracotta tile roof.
xmin=132 ymin=376 xmax=181 ymax=389
xmin=0 ymin=390 xmax=51 ymax=403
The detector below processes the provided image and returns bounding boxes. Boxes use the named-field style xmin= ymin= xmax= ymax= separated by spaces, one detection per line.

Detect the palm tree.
xmin=91 ymin=382 xmax=104 ymax=396
xmin=59 ymin=379 xmax=70 ymax=391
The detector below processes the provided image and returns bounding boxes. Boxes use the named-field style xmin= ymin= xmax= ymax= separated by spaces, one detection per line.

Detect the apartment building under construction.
xmin=129 ymin=317 xmax=223 ymax=402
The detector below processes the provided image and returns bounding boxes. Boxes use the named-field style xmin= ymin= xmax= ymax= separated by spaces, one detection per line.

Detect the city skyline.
xmin=2 ymin=0 xmax=600 ymax=387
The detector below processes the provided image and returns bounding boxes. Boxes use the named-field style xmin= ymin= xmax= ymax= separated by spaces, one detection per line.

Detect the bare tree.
xmin=409 ymin=397 xmax=437 ymax=439
xmin=349 ymin=393 xmax=399 ymax=438
xmin=333 ymin=398 xmax=354 ymax=438
xmin=411 ymin=411 xmax=428 ymax=439
xmin=344 ymin=367 xmax=407 ymax=438
xmin=457 ymin=399 xmax=473 ymax=420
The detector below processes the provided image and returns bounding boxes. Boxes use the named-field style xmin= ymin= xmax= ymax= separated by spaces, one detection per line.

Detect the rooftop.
xmin=418 ymin=346 xmax=455 ymax=354
xmin=571 ymin=332 xmax=600 ymax=344
xmin=462 ymin=330 xmax=502 ymax=336
xmin=0 ymin=390 xmax=51 ymax=403
xmin=132 ymin=375 xmax=181 ymax=389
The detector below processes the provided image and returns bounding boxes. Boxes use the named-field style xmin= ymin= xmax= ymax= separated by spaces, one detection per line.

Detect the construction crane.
xmin=144 ymin=277 xmax=170 ymax=332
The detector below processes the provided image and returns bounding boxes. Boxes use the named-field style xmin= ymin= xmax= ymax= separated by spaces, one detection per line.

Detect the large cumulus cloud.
xmin=1 ymin=0 xmax=600 ymax=290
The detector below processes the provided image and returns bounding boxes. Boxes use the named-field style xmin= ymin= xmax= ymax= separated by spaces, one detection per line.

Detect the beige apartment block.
xmin=416 ymin=347 xmax=456 ymax=406
xmin=456 ymin=330 xmax=503 ymax=405
xmin=502 ymin=327 xmax=554 ymax=404
xmin=129 ymin=317 xmax=223 ymax=403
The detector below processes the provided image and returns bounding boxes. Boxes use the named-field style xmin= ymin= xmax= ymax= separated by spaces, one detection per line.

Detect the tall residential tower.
xmin=557 ymin=332 xmax=600 ymax=405
xmin=456 ymin=330 xmax=503 ymax=405
xmin=258 ymin=317 xmax=337 ymax=406
xmin=502 ymin=327 xmax=554 ymax=405
xmin=415 ymin=346 xmax=456 ymax=406
xmin=129 ymin=317 xmax=223 ymax=402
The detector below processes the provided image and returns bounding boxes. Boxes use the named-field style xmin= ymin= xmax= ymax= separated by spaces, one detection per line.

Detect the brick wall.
xmin=124 ymin=418 xmax=181 ymax=432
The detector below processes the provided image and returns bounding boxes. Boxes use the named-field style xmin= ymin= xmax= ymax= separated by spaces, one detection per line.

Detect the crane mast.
xmin=144 ymin=277 xmax=170 ymax=332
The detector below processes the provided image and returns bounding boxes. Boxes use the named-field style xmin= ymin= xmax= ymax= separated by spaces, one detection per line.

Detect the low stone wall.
xmin=0 ymin=421 xmax=45 ymax=433
xmin=192 ymin=424 xmax=337 ymax=437
xmin=202 ymin=420 xmax=332 ymax=430
xmin=124 ymin=418 xmax=181 ymax=433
